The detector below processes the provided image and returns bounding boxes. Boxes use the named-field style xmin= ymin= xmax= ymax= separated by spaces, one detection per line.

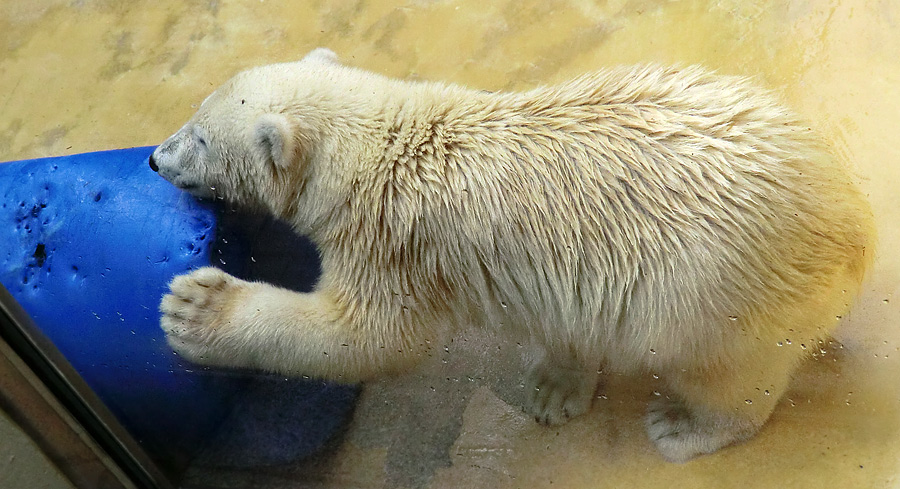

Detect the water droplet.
xmin=650 ymin=348 xmax=657 ymax=354
xmin=444 ymin=346 xmax=449 ymax=353
xmin=764 ymin=390 xmax=770 ymax=396
xmin=800 ymin=344 xmax=807 ymax=350
xmin=835 ymin=315 xmax=842 ymax=320
xmin=728 ymin=315 xmax=738 ymax=321
xmin=776 ymin=341 xmax=783 ymax=347
xmin=883 ymin=299 xmax=890 ymax=304
xmin=785 ymin=339 xmax=792 ymax=345
xmin=653 ymin=391 xmax=661 ymax=396
xmin=745 ymin=399 xmax=753 ymax=405
xmin=250 ymin=256 xmax=257 ymax=263
xmin=500 ymin=301 xmax=508 ymax=308
xmin=651 ymin=373 xmax=659 ymax=379
xmin=597 ymin=394 xmax=608 ymax=400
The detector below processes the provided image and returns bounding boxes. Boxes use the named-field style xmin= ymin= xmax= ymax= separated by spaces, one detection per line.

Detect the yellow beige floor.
xmin=2 ymin=1 xmax=899 ymax=488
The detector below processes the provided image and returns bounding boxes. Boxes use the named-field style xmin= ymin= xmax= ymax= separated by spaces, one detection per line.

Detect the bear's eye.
xmin=192 ymin=126 xmax=209 ymax=149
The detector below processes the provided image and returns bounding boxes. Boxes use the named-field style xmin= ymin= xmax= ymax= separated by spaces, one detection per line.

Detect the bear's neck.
xmin=281 ymin=76 xmax=491 ymax=242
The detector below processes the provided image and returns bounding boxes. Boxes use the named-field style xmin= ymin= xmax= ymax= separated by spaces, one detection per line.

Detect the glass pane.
xmin=2 ymin=2 xmax=899 ymax=488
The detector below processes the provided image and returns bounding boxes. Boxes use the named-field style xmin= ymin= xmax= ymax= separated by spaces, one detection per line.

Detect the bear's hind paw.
xmin=645 ymin=396 xmax=758 ymax=463
xmin=524 ymin=362 xmax=597 ymax=425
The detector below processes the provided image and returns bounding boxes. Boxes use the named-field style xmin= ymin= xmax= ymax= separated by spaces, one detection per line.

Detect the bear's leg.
xmin=523 ymin=348 xmax=599 ymax=425
xmin=645 ymin=344 xmax=798 ymax=463
xmin=160 ymin=267 xmax=434 ymax=382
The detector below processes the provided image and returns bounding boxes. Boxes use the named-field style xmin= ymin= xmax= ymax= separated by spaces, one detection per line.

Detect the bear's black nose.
xmin=148 ymin=154 xmax=159 ymax=172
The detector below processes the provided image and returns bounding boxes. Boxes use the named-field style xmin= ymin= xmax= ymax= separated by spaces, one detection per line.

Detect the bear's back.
xmin=410 ymin=65 xmax=873 ymax=345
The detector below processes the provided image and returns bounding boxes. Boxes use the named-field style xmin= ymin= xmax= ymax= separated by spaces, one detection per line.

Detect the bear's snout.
xmin=148 ymin=153 xmax=159 ymax=172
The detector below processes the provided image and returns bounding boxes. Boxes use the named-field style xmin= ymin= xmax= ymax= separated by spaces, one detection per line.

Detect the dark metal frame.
xmin=0 ymin=284 xmax=174 ymax=489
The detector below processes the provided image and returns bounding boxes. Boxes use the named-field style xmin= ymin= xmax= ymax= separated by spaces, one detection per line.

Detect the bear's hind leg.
xmin=646 ymin=344 xmax=799 ymax=462
xmin=524 ymin=349 xmax=599 ymax=425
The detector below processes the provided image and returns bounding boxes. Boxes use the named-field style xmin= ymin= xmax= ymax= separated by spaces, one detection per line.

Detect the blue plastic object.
xmin=0 ymin=147 xmax=357 ymax=472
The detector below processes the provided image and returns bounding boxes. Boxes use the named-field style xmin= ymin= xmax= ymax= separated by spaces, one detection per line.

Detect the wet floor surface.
xmin=2 ymin=1 xmax=899 ymax=488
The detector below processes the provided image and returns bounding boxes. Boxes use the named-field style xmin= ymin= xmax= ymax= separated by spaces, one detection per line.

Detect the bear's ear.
xmin=302 ymin=47 xmax=339 ymax=64
xmin=254 ymin=114 xmax=295 ymax=169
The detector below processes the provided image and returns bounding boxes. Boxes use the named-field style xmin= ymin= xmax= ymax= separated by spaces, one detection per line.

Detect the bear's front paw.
xmin=160 ymin=267 xmax=249 ymax=367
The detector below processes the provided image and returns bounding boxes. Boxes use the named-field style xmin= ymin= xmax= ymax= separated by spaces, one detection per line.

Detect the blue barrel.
xmin=0 ymin=147 xmax=357 ymax=473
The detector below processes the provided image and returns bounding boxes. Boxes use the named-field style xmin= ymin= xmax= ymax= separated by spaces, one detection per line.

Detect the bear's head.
xmin=148 ymin=48 xmax=341 ymax=210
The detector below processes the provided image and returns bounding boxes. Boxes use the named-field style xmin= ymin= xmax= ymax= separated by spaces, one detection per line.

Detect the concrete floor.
xmin=2 ymin=1 xmax=900 ymax=488
xmin=0 ymin=409 xmax=74 ymax=489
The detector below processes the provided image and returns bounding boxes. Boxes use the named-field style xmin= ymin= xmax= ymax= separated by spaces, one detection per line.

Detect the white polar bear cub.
xmin=150 ymin=48 xmax=875 ymax=463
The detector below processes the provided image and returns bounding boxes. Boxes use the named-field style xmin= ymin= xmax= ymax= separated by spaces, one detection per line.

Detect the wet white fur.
xmin=152 ymin=48 xmax=875 ymax=462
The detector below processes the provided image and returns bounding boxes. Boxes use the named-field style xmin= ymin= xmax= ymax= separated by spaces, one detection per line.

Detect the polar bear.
xmin=148 ymin=48 xmax=875 ymax=463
